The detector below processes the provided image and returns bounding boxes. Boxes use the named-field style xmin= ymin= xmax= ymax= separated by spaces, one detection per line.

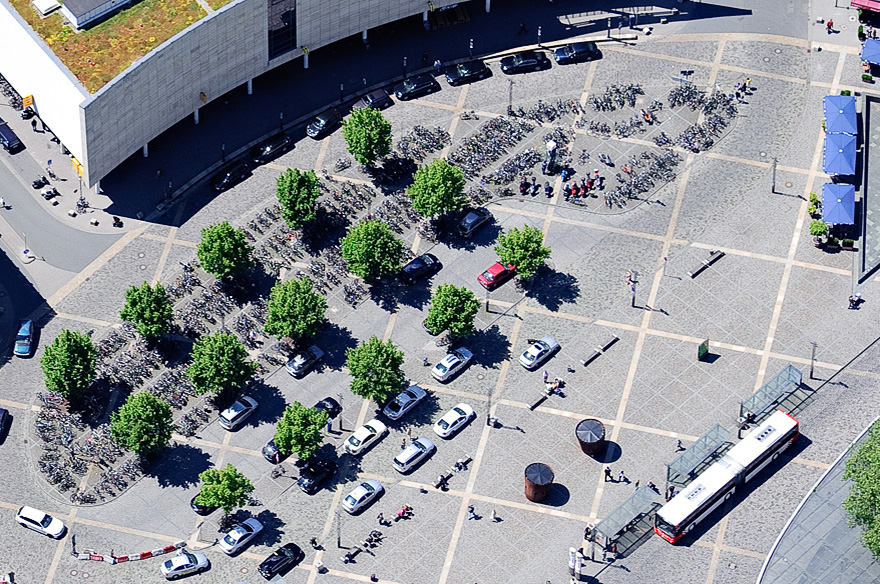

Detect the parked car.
xmin=353 ymin=88 xmax=394 ymax=110
xmin=210 ymin=160 xmax=249 ymax=192
xmin=445 ymin=60 xmax=491 ymax=86
xmin=519 ymin=336 xmax=560 ymax=370
xmin=0 ymin=407 xmax=9 ymax=437
xmin=218 ymin=396 xmax=258 ymax=430
xmin=0 ymin=117 xmax=22 ymax=152
xmin=249 ymin=132 xmax=293 ymax=164
xmin=219 ymin=517 xmax=263 ymax=555
xmin=345 ymin=419 xmax=388 ymax=455
xmin=477 ymin=262 xmax=516 ymax=290
xmin=500 ymin=50 xmax=550 ymax=74
xmin=313 ymin=396 xmax=342 ymax=420
xmin=433 ymin=403 xmax=475 ymax=438
xmin=15 ymin=506 xmax=65 ymax=538
xmin=553 ymin=41 xmax=601 ymax=65
xmin=383 ymin=385 xmax=427 ymax=421
xmin=457 ymin=207 xmax=493 ymax=238
xmin=297 ymin=459 xmax=338 ymax=494
xmin=14 ymin=319 xmax=34 ymax=357
xmin=400 ymin=253 xmax=442 ymax=284
xmin=341 ymin=479 xmax=384 ymax=514
xmin=261 ymin=439 xmax=285 ymax=464
xmin=393 ymin=437 xmax=435 ymax=473
xmin=258 ymin=543 xmax=304 ymax=579
xmin=393 ymin=74 xmax=440 ymax=100
xmin=431 ymin=348 xmax=473 ymax=382
xmin=285 ymin=345 xmax=324 ymax=378
xmin=189 ymin=494 xmax=217 ymax=516
xmin=306 ymin=107 xmax=342 ymax=138
xmin=161 ymin=550 xmax=210 ymax=579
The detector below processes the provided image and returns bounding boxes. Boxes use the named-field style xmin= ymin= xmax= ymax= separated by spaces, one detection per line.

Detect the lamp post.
xmin=507 ymin=79 xmax=515 ymax=116
xmin=469 ymin=38 xmax=474 ymax=58
xmin=537 ymin=26 xmax=542 ymax=46
xmin=403 ymin=56 xmax=408 ymax=79
xmin=340 ymin=83 xmax=344 ymax=102
xmin=279 ymin=112 xmax=284 ymax=130
xmin=221 ymin=143 xmax=226 ymax=162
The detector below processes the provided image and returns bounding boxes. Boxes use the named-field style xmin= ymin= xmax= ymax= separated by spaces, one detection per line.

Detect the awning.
xmin=823 ymin=132 xmax=857 ymax=175
xmin=852 ymin=0 xmax=880 ymax=12
xmin=862 ymin=38 xmax=880 ymax=65
xmin=822 ymin=183 xmax=856 ymax=225
xmin=823 ymin=95 xmax=858 ymax=135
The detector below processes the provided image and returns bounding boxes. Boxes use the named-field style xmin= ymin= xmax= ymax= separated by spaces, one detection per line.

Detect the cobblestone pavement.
xmin=4 ymin=27 xmax=880 ymax=584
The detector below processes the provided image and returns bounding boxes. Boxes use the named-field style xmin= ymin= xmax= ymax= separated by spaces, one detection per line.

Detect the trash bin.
xmin=575 ymin=419 xmax=606 ymax=457
xmin=524 ymin=462 xmax=554 ymax=502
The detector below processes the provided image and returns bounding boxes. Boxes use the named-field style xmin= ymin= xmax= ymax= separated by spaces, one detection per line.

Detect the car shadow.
xmin=467 ymin=324 xmax=511 ymax=370
xmin=435 ymin=216 xmax=500 ymax=252
xmin=526 ymin=266 xmax=581 ymax=312
xmin=240 ymin=379 xmax=287 ymax=428
xmin=149 ymin=442 xmax=213 ymax=488
xmin=252 ymin=508 xmax=285 ymax=547
xmin=315 ymin=323 xmax=358 ymax=371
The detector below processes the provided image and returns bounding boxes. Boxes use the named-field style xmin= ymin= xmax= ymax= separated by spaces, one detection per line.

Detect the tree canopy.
xmin=494 ymin=224 xmax=552 ymax=280
xmin=197 ymin=221 xmax=253 ymax=280
xmin=408 ymin=158 xmax=466 ymax=218
xmin=273 ymin=401 xmax=328 ymax=461
xmin=110 ymin=391 xmax=173 ymax=457
xmin=345 ymin=335 xmax=406 ymax=404
xmin=196 ymin=463 xmax=254 ymax=515
xmin=120 ymin=282 xmax=173 ymax=340
xmin=40 ymin=329 xmax=97 ymax=400
xmin=187 ymin=332 xmax=257 ymax=397
xmin=340 ymin=220 xmax=404 ymax=281
xmin=276 ymin=168 xmax=321 ymax=229
xmin=424 ymin=284 xmax=481 ymax=338
xmin=342 ymin=107 xmax=393 ymax=167
xmin=844 ymin=422 xmax=880 ymax=556
xmin=264 ymin=277 xmax=327 ymax=342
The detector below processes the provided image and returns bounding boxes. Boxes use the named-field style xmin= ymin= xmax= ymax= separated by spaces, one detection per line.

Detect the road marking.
xmin=441 ymin=85 xmax=469 ymax=158
xmin=314 ymin=135 xmax=332 ymax=173
xmin=52 ymin=312 xmax=115 ymax=328
xmin=152 ymin=226 xmax=179 ymax=285
xmin=45 ymin=507 xmax=76 ymax=584
xmin=0 ymin=398 xmax=32 ymax=410
xmin=704 ymin=516 xmax=730 ymax=584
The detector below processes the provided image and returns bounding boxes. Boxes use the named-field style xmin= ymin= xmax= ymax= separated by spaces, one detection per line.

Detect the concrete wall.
xmin=0 ymin=0 xmax=87 ymax=166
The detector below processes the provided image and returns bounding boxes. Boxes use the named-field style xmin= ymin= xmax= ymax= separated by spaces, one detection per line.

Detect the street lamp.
xmin=507 ymin=79 xmax=515 ymax=116
xmin=469 ymin=38 xmax=474 ymax=58
xmin=340 ymin=83 xmax=344 ymax=102
xmin=537 ymin=26 xmax=542 ymax=45
xmin=403 ymin=56 xmax=408 ymax=79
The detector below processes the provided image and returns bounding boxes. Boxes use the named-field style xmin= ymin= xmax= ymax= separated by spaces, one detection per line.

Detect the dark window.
xmin=268 ymin=0 xmax=296 ymax=60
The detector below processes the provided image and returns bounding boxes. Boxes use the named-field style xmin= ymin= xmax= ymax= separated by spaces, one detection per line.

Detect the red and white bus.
xmin=654 ymin=410 xmax=799 ymax=543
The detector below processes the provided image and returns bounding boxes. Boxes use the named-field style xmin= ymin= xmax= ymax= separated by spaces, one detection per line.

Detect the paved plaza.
xmin=4 ymin=10 xmax=880 ymax=584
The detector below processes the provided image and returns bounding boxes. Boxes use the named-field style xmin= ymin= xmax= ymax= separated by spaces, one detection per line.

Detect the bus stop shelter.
xmin=740 ymin=364 xmax=803 ymax=422
xmin=592 ymin=486 xmax=661 ymax=558
xmin=666 ymin=424 xmax=730 ymax=487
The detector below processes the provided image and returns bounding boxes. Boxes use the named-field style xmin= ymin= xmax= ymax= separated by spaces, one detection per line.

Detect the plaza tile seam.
xmin=662 ymin=33 xmax=809 ymax=49
xmin=314 ymin=134 xmax=331 ymax=172
xmin=53 ymin=311 xmax=115 ymax=328
xmin=44 ymin=507 xmax=76 ymax=584
xmin=704 ymin=515 xmax=731 ymax=584
xmin=152 ymin=226 xmax=179 ymax=285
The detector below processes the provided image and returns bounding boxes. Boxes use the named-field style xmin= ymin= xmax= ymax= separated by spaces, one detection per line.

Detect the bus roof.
xmin=657 ymin=462 xmax=739 ymax=527
xmin=725 ymin=410 xmax=798 ymax=468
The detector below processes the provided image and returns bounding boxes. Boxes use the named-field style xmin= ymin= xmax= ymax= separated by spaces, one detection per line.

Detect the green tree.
xmin=197 ymin=221 xmax=252 ymax=280
xmin=273 ymin=402 xmax=328 ymax=461
xmin=40 ymin=330 xmax=96 ymax=400
xmin=187 ymin=332 xmax=257 ymax=397
xmin=408 ymin=158 xmax=466 ymax=218
xmin=341 ymin=220 xmax=404 ymax=281
xmin=264 ymin=277 xmax=327 ymax=342
xmin=119 ymin=282 xmax=173 ymax=340
xmin=195 ymin=463 xmax=254 ymax=515
xmin=276 ymin=168 xmax=321 ymax=229
xmin=110 ymin=391 xmax=173 ymax=457
xmin=424 ymin=284 xmax=481 ymax=337
xmin=494 ymin=225 xmax=552 ymax=280
xmin=342 ymin=107 xmax=393 ymax=167
xmin=345 ymin=335 xmax=405 ymax=404
xmin=844 ymin=422 xmax=880 ymax=556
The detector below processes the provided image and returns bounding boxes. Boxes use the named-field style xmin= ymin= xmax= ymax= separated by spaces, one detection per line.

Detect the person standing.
xmin=618 ymin=470 xmax=627 ymax=483
xmin=826 ymin=19 xmax=833 ymax=34
xmin=377 ymin=513 xmax=385 ymax=525
xmin=604 ymin=467 xmax=612 ymax=481
xmin=467 ymin=505 xmax=476 ymax=519
xmin=434 ymin=59 xmax=442 ymax=73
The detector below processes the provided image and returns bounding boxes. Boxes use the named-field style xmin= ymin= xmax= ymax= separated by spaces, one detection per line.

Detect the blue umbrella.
xmin=823 ymin=132 xmax=857 ymax=175
xmin=824 ymin=95 xmax=857 ymax=135
xmin=862 ymin=38 xmax=880 ymax=65
xmin=822 ymin=183 xmax=855 ymax=225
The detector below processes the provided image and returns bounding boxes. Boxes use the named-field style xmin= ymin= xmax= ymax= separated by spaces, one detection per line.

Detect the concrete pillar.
xmin=194 ymin=108 xmax=199 ymax=124
xmin=485 ymin=0 xmax=490 ymax=12
xmin=304 ymin=53 xmax=309 ymax=69
xmin=142 ymin=143 xmax=148 ymax=157
xmin=423 ymin=10 xmax=429 ymax=31
xmin=94 ymin=180 xmax=101 ymax=194
xmin=362 ymin=30 xmax=368 ymax=44
xmin=247 ymin=79 xmax=253 ymax=95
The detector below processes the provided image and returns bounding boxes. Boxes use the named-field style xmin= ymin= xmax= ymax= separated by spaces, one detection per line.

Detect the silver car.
xmin=431 ymin=348 xmax=473 ymax=382
xmin=218 ymin=396 xmax=258 ymax=430
xmin=383 ymin=385 xmax=427 ymax=421
xmin=518 ymin=336 xmax=560 ymax=370
xmin=393 ymin=437 xmax=435 ymax=473
xmin=285 ymin=346 xmax=324 ymax=378
xmin=342 ymin=479 xmax=384 ymax=514
xmin=219 ymin=517 xmax=263 ymax=555
xmin=161 ymin=550 xmax=210 ymax=579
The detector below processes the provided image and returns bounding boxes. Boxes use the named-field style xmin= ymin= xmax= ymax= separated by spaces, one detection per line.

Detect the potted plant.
xmin=842 ymin=238 xmax=854 ymax=250
xmin=841 ymin=90 xmax=852 ymax=96
xmin=809 ymin=219 xmax=828 ymax=247
xmin=859 ymin=25 xmax=866 ymax=41
xmin=826 ymin=235 xmax=840 ymax=249
xmin=863 ymin=73 xmax=874 ymax=83
xmin=808 ymin=192 xmax=821 ymax=217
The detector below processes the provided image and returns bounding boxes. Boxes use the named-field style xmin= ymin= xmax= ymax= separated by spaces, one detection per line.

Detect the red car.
xmin=478 ymin=262 xmax=516 ymax=290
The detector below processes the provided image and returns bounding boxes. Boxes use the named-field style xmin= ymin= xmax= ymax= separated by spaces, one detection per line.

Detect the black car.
xmin=261 ymin=439 xmax=286 ymax=463
xmin=400 ymin=253 xmax=442 ymax=284
xmin=210 ymin=161 xmax=249 ymax=192
xmin=190 ymin=494 xmax=217 ymax=516
xmin=249 ymin=132 xmax=293 ymax=164
xmin=353 ymin=88 xmax=394 ymax=110
xmin=0 ymin=118 xmax=22 ymax=152
xmin=258 ymin=543 xmax=304 ymax=579
xmin=0 ymin=407 xmax=9 ymax=439
xmin=445 ymin=60 xmax=491 ymax=86
xmin=306 ymin=107 xmax=342 ymax=139
xmin=553 ymin=41 xmax=601 ymax=65
xmin=457 ymin=207 xmax=493 ymax=238
xmin=313 ymin=397 xmax=342 ymax=420
xmin=393 ymin=74 xmax=440 ymax=100
xmin=297 ymin=460 xmax=338 ymax=494
xmin=499 ymin=50 xmax=550 ymax=74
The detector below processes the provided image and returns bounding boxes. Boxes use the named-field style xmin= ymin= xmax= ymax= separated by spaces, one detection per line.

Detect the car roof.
xmin=18 ymin=506 xmax=45 ymax=520
xmin=570 ymin=41 xmax=597 ymax=51
xmin=402 ymin=384 xmax=427 ymax=399
xmin=486 ymin=262 xmax=508 ymax=275
xmin=18 ymin=320 xmax=32 ymax=334
xmin=315 ymin=396 xmax=340 ymax=410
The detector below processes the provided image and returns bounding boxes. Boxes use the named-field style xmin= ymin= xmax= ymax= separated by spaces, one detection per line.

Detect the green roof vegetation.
xmin=11 ymin=0 xmax=208 ymax=93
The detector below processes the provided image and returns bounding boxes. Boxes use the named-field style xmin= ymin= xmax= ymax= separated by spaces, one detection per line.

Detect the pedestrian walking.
xmin=31 ymin=119 xmax=37 ymax=132
xmin=826 ymin=19 xmax=833 ymax=34
xmin=745 ymin=77 xmax=752 ymax=92
xmin=518 ymin=22 xmax=527 ymax=34
xmin=310 ymin=537 xmax=318 ymax=548
xmin=492 ymin=509 xmax=499 ymax=522
xmin=676 ymin=439 xmax=683 ymax=451
xmin=434 ymin=59 xmax=441 ymax=73
xmin=618 ymin=470 xmax=626 ymax=483
xmin=407 ymin=426 xmax=412 ymax=437
xmin=543 ymin=371 xmax=549 ymax=383
xmin=584 ymin=525 xmax=592 ymax=539
xmin=0 ymin=197 xmax=5 ymax=209
xmin=401 ymin=438 xmax=406 ymax=449
xmin=377 ymin=512 xmax=385 ymax=525
xmin=604 ymin=466 xmax=612 ymax=481
xmin=423 ymin=357 xmax=429 ymax=366
xmin=467 ymin=505 xmax=476 ymax=519
xmin=634 ymin=480 xmax=640 ymax=489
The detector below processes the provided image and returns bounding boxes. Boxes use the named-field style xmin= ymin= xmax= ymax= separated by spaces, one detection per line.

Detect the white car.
xmin=219 ymin=517 xmax=263 ymax=555
xmin=431 ymin=348 xmax=473 ymax=382
xmin=518 ymin=336 xmax=560 ymax=370
xmin=383 ymin=385 xmax=427 ymax=421
xmin=218 ymin=396 xmax=258 ymax=430
xmin=345 ymin=419 xmax=388 ymax=455
xmin=15 ymin=506 xmax=65 ymax=538
xmin=393 ymin=437 xmax=436 ymax=473
xmin=433 ymin=403 xmax=476 ymax=438
xmin=341 ymin=479 xmax=384 ymax=514
xmin=161 ymin=550 xmax=210 ymax=579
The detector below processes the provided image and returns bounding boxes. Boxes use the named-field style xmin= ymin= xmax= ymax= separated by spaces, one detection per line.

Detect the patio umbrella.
xmin=823 ymin=132 xmax=857 ymax=175
xmin=822 ymin=183 xmax=855 ymax=225
xmin=862 ymin=38 xmax=880 ymax=65
xmin=823 ymin=95 xmax=857 ymax=135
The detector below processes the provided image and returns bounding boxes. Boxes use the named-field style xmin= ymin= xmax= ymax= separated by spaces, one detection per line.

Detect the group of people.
xmin=543 ymin=371 xmax=565 ymax=395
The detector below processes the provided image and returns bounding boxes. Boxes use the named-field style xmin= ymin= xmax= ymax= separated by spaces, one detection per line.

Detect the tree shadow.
xmin=437 ymin=217 xmax=501 ymax=252
xmin=314 ymin=323 xmax=358 ymax=371
xmin=239 ymin=378 xmax=287 ymax=428
xmin=301 ymin=208 xmax=350 ymax=255
xmin=149 ymin=442 xmax=213 ymax=488
xmin=467 ymin=325 xmax=510 ymax=369
xmin=395 ymin=282 xmax=433 ymax=311
xmin=367 ymin=278 xmax=402 ymax=313
xmin=252 ymin=508 xmax=285 ymax=547
xmin=526 ymin=266 xmax=581 ymax=312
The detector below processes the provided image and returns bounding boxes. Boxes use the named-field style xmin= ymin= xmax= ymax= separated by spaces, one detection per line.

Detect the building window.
xmin=268 ymin=0 xmax=296 ymax=59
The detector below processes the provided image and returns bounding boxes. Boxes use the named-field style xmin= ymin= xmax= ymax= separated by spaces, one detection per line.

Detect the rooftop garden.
xmin=10 ymin=0 xmax=213 ymax=93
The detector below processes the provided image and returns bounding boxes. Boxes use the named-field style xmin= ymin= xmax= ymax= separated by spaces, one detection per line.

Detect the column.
xmin=142 ymin=143 xmax=148 ymax=157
